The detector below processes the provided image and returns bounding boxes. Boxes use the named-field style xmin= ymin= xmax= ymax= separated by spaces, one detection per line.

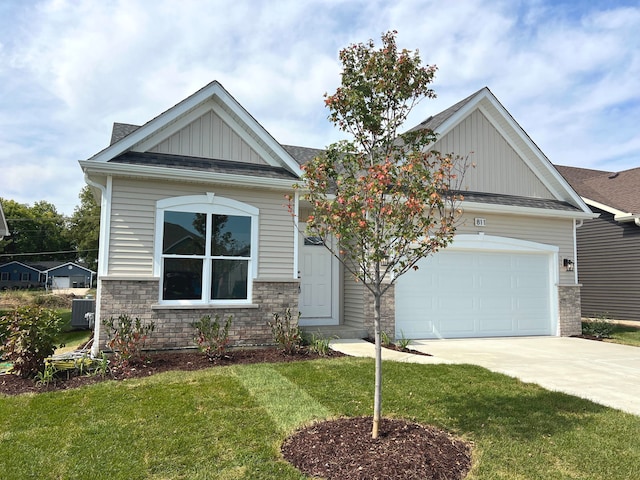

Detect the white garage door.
xmin=395 ymin=236 xmax=557 ymax=339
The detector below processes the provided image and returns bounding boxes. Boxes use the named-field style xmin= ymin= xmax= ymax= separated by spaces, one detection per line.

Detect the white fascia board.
xmin=461 ymin=200 xmax=597 ymax=220
xmin=582 ymin=197 xmax=630 ymax=217
xmin=89 ymin=82 xmax=224 ymax=163
xmin=217 ymin=93 xmax=303 ymax=176
xmin=79 ymin=160 xmax=297 ymax=190
xmin=434 ymin=89 xmax=591 ymax=215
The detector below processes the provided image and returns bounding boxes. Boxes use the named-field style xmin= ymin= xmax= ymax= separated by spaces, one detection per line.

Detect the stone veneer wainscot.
xmin=98 ymin=278 xmax=299 ymax=350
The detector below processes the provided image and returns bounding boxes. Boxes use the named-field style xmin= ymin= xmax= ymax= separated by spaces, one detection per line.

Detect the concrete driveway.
xmin=410 ymin=337 xmax=640 ymax=416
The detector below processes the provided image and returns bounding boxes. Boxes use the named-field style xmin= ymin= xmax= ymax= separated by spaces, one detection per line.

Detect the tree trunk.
xmin=372 ymin=291 xmax=382 ymax=439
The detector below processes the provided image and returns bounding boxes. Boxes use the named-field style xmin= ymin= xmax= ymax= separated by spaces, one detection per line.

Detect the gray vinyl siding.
xmin=456 ymin=211 xmax=576 ymax=285
xmin=434 ymin=109 xmax=554 ymax=199
xmin=577 ymin=207 xmax=640 ymax=321
xmin=149 ymin=110 xmax=266 ymax=164
xmin=107 ymin=178 xmax=294 ymax=279
xmin=343 ymin=273 xmax=366 ymax=328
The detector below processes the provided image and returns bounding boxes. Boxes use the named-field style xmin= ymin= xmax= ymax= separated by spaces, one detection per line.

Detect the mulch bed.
xmin=365 ymin=338 xmax=433 ymax=356
xmin=1 ymin=346 xmax=472 ymax=479
xmin=283 ymin=416 xmax=472 ymax=480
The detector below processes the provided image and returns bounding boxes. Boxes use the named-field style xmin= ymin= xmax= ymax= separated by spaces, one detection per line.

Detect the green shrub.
xmin=0 ymin=306 xmax=65 ymax=378
xmin=307 ymin=334 xmax=331 ymax=356
xmin=192 ymin=314 xmax=233 ymax=361
xmin=104 ymin=314 xmax=155 ymax=366
xmin=583 ymin=314 xmax=614 ymax=339
xmin=396 ymin=331 xmax=411 ymax=350
xmin=269 ymin=309 xmax=302 ymax=355
xmin=34 ymin=362 xmax=58 ymax=386
xmin=380 ymin=330 xmax=393 ymax=347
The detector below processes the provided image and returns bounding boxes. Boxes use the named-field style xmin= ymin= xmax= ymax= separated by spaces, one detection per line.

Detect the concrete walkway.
xmin=330 ymin=337 xmax=640 ymax=416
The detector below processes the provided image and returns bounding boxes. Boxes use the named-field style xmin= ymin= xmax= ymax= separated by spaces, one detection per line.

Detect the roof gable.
xmin=410 ymin=87 xmax=591 ymax=214
xmin=87 ymin=81 xmax=302 ymax=176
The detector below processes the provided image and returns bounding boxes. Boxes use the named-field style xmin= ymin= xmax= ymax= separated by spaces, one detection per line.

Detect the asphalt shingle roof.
xmin=556 ymin=165 xmax=640 ymax=214
xmin=109 ymin=151 xmax=299 ymax=180
xmin=462 ymin=191 xmax=580 ymax=212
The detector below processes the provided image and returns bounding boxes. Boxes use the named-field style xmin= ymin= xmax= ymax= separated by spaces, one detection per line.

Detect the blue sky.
xmin=1 ymin=0 xmax=639 ymax=215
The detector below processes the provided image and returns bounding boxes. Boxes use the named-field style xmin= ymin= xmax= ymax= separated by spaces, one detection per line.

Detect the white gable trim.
xmin=433 ymin=88 xmax=591 ymax=215
xmin=87 ymin=81 xmax=302 ymax=176
xmin=0 ymin=201 xmax=8 ymax=238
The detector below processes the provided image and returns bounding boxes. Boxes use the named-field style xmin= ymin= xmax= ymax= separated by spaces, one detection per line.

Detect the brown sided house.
xmin=80 ymin=81 xmax=594 ymax=356
xmin=556 ymin=165 xmax=640 ymax=321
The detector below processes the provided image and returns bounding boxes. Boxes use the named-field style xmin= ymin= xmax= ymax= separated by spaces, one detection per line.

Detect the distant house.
xmin=556 ymin=165 xmax=640 ymax=321
xmin=0 ymin=200 xmax=8 ymax=239
xmin=0 ymin=261 xmax=95 ymax=290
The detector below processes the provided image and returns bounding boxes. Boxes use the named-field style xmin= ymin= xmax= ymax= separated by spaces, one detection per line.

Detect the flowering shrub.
xmin=104 ymin=314 xmax=155 ymax=366
xmin=0 ymin=306 xmax=65 ymax=378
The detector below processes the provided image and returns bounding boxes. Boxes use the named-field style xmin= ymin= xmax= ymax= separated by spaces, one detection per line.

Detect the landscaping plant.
xmin=307 ymin=334 xmax=332 ymax=356
xmin=0 ymin=306 xmax=65 ymax=378
xmin=192 ymin=314 xmax=233 ymax=361
xmin=291 ymin=31 xmax=470 ymax=437
xmin=269 ymin=308 xmax=302 ymax=354
xmin=583 ymin=314 xmax=614 ymax=339
xmin=104 ymin=314 xmax=155 ymax=366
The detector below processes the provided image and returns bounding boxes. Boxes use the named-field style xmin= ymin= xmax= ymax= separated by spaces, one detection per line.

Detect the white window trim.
xmin=155 ymin=193 xmax=259 ymax=306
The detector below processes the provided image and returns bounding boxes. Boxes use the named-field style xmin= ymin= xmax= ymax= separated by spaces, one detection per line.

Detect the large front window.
xmin=157 ymin=195 xmax=257 ymax=304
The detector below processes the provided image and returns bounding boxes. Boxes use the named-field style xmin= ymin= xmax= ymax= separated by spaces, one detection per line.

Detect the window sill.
xmin=151 ymin=303 xmax=260 ymax=310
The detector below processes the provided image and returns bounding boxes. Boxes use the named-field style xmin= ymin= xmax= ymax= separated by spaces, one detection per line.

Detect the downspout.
xmin=84 ymin=174 xmax=112 ymax=358
xmin=573 ymin=219 xmax=583 ymax=285
xmin=293 ymin=191 xmax=300 ymax=279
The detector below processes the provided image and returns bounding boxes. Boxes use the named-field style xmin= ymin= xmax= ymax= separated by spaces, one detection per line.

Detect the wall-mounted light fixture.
xmin=563 ymin=258 xmax=574 ymax=272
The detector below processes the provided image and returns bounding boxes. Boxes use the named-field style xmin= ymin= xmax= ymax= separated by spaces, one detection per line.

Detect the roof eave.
xmin=461 ymin=200 xmax=597 ymax=220
xmin=79 ymin=160 xmax=297 ymax=190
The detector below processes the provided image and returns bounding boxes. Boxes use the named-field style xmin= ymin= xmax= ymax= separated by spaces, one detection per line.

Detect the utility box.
xmin=71 ymin=299 xmax=96 ymax=329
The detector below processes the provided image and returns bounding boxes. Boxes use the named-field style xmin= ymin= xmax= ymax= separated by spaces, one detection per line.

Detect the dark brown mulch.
xmin=0 ymin=347 xmax=341 ymax=396
xmin=282 ymin=416 xmax=472 ymax=480
xmin=1 ymin=347 xmax=473 ymax=479
xmin=365 ymin=338 xmax=433 ymax=356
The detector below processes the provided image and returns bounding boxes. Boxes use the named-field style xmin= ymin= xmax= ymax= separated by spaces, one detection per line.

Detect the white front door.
xmin=298 ymin=230 xmax=339 ymax=326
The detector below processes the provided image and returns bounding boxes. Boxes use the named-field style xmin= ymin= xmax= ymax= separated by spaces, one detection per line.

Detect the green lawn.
xmin=608 ymin=323 xmax=640 ymax=347
xmin=1 ymin=358 xmax=639 ymax=479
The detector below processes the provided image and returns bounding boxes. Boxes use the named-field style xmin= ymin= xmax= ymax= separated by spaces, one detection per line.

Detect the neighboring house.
xmin=0 ymin=260 xmax=95 ymax=290
xmin=556 ymin=165 xmax=640 ymax=321
xmin=80 ymin=81 xmax=594 ymax=356
xmin=0 ymin=261 xmax=45 ymax=289
xmin=0 ymin=200 xmax=8 ymax=239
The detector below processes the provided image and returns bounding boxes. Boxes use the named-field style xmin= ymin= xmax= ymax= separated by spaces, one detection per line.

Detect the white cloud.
xmin=1 ymin=0 xmax=639 ymax=215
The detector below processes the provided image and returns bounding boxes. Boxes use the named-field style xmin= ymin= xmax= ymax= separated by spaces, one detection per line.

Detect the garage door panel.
xmin=396 ymin=246 xmax=554 ymax=339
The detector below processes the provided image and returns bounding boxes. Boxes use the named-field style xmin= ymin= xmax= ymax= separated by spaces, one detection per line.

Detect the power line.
xmin=0 ymin=249 xmax=98 ymax=258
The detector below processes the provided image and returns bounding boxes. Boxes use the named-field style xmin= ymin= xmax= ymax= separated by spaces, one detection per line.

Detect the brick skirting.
xmin=558 ymin=284 xmax=582 ymax=336
xmin=97 ymin=278 xmax=299 ymax=351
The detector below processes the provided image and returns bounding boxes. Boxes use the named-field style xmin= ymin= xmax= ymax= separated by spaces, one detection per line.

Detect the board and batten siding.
xmin=148 ymin=110 xmax=266 ymax=165
xmin=107 ymin=178 xmax=294 ymax=279
xmin=577 ymin=207 xmax=640 ymax=321
xmin=433 ymin=109 xmax=554 ymax=199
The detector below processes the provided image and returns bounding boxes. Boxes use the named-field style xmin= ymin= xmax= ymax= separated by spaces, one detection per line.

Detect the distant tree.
xmin=0 ymin=198 xmax=73 ymax=263
xmin=66 ymin=186 xmax=101 ymax=271
xmin=293 ymin=31 xmax=470 ymax=438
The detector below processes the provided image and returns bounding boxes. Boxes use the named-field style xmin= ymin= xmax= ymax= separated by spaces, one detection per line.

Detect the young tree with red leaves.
xmin=293 ymin=31 xmax=470 ymax=438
